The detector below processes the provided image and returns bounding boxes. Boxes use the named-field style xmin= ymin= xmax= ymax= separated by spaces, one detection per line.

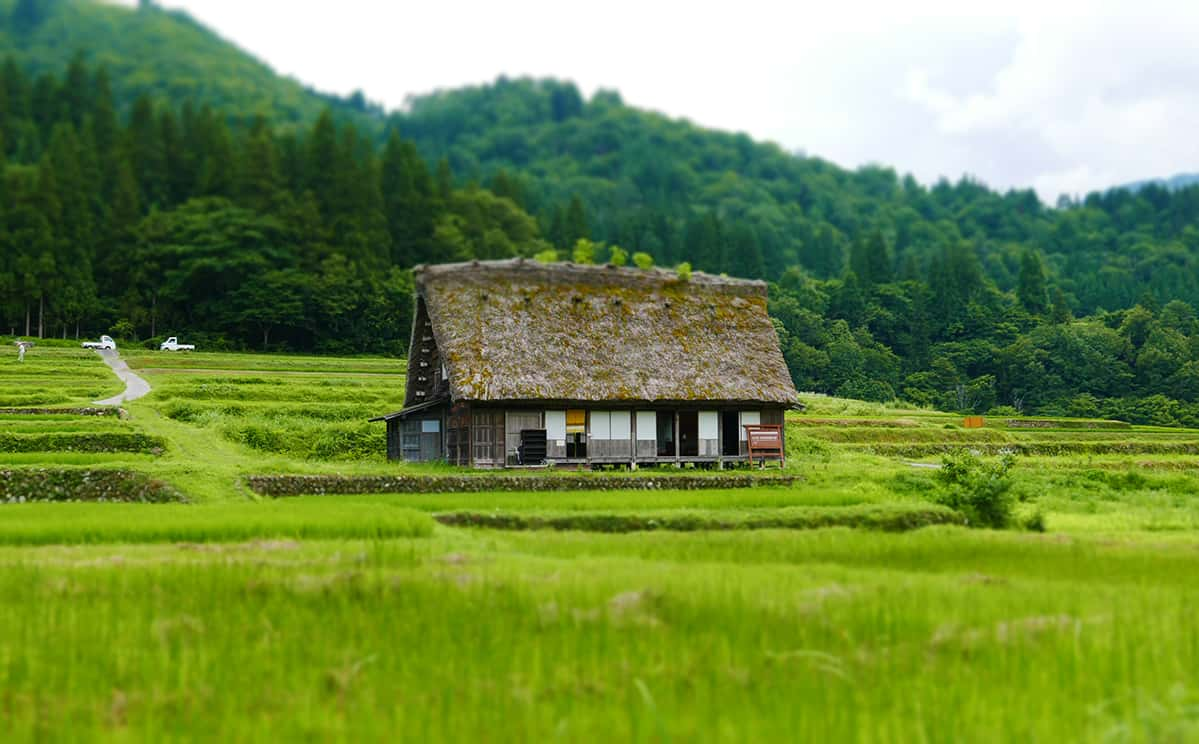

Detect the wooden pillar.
xmin=441 ymin=408 xmax=450 ymax=462
xmin=629 ymin=408 xmax=637 ymax=471
xmin=673 ymin=409 xmax=680 ymax=465
xmin=778 ymin=408 xmax=785 ymax=467
xmin=716 ymin=410 xmax=723 ymax=470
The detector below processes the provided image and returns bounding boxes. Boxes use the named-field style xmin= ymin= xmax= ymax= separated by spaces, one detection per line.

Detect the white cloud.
xmin=900 ymin=2 xmax=1199 ymax=196
xmin=116 ymin=0 xmax=1199 ymax=200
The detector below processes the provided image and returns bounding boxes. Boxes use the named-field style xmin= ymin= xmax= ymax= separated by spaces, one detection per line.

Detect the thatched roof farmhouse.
xmin=372 ymin=259 xmax=798 ymax=467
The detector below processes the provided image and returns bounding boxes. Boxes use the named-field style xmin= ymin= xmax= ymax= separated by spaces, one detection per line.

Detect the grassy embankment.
xmin=3 ymin=343 xmax=1199 ymax=739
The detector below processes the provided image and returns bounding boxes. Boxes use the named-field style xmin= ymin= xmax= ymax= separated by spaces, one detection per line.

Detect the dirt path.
xmin=94 ymin=349 xmax=152 ymax=405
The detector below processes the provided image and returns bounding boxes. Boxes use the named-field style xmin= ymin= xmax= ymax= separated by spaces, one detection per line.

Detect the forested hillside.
xmin=393 ymin=78 xmax=1199 ymax=315
xmin=0 ymin=0 xmax=381 ymax=130
xmin=0 ymin=57 xmax=547 ymax=353
xmin=7 ymin=1 xmax=1199 ymax=425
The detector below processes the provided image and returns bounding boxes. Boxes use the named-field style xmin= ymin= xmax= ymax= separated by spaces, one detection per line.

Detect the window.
xmin=636 ymin=411 xmax=656 ymax=441
xmin=401 ymin=420 xmax=421 ymax=459
xmin=739 ymin=411 xmax=761 ymax=441
xmin=590 ymin=410 xmax=611 ymax=439
xmin=610 ymin=411 xmax=631 ymax=440
xmin=546 ymin=411 xmax=566 ymax=442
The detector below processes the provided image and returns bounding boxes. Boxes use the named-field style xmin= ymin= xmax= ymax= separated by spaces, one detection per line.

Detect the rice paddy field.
xmin=2 ymin=341 xmax=1199 ymax=741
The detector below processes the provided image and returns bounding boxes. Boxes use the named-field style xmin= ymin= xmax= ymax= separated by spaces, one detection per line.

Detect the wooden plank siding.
xmin=386 ymin=402 xmax=785 ymax=468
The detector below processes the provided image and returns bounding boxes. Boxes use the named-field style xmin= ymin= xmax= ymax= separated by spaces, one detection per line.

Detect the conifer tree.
xmin=380 ymin=130 xmax=434 ymax=265
xmin=850 ymin=229 xmax=892 ymax=287
xmin=236 ymin=116 xmax=280 ymax=211
xmin=197 ymin=113 xmax=235 ymax=197
xmin=1017 ymin=248 xmax=1048 ymax=314
xmin=434 ymin=158 xmax=453 ymax=203
xmin=127 ymin=96 xmax=166 ymax=206
xmin=563 ymin=194 xmax=589 ymax=245
xmin=307 ymin=109 xmax=338 ymax=216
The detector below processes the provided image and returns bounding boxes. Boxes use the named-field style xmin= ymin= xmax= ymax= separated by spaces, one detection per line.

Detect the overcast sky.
xmin=116 ymin=0 xmax=1199 ymax=201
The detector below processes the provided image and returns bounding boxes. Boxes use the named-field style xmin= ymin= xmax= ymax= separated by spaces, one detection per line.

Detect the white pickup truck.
xmin=82 ymin=335 xmax=117 ymax=350
xmin=160 ymin=336 xmax=196 ymax=352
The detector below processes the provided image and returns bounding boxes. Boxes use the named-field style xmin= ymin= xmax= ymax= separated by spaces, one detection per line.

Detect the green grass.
xmin=0 ymin=528 xmax=1196 ymax=740
xmin=309 ymin=485 xmax=880 ymax=512
xmin=6 ymin=346 xmax=1199 ymax=739
xmin=0 ymin=500 xmax=432 ymax=545
xmin=124 ymin=350 xmax=405 ymax=375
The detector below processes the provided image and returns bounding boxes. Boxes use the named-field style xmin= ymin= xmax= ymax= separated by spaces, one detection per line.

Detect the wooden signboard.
xmin=744 ymin=424 xmax=784 ymax=467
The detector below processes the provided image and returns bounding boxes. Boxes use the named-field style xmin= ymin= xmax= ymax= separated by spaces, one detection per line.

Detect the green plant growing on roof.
xmin=608 ymin=245 xmax=628 ymax=267
xmin=676 ymin=262 xmax=693 ymax=282
xmin=632 ymin=252 xmax=654 ymax=270
xmin=572 ymin=239 xmax=597 ymax=265
xmin=533 ymin=249 xmax=559 ymax=264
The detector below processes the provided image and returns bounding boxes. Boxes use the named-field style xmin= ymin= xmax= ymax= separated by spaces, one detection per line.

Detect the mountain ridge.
xmin=1115 ymin=173 xmax=1199 ymax=194
xmin=0 ymin=0 xmax=384 ymax=129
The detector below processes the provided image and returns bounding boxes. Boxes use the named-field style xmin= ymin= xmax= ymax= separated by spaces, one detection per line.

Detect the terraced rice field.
xmin=2 ymin=342 xmax=1198 ymax=740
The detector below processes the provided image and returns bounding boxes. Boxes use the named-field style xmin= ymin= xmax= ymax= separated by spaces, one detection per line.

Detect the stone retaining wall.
xmin=0 ymin=407 xmax=125 ymax=417
xmin=247 ymin=473 xmax=800 ymax=497
xmin=434 ymin=504 xmax=961 ymax=533
xmin=0 ymin=433 xmax=165 ymax=454
xmin=0 ymin=469 xmax=184 ymax=503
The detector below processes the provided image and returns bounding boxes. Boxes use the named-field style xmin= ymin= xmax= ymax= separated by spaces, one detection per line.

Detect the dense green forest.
xmin=0 ymin=0 xmax=381 ymax=129
xmin=0 ymin=54 xmax=551 ymax=352
xmin=8 ymin=0 xmax=1199 ymax=425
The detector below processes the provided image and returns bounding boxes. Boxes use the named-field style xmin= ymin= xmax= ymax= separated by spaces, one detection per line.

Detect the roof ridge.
xmin=412 ymin=258 xmax=767 ymax=290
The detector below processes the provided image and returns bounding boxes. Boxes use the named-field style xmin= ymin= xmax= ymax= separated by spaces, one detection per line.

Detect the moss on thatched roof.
xmin=415 ymin=259 xmax=798 ymax=404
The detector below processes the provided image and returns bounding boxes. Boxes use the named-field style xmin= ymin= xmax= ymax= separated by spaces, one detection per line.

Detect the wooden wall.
xmin=390 ymin=403 xmax=787 ymax=466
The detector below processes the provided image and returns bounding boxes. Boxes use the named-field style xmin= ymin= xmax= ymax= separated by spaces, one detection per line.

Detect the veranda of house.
xmin=382 ymin=403 xmax=786 ymax=468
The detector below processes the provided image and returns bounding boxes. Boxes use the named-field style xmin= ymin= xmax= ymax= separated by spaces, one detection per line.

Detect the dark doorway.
xmin=679 ymin=411 xmax=698 ymax=457
xmin=656 ymin=411 xmax=675 ymax=457
xmin=721 ymin=411 xmax=740 ymax=456
xmin=566 ymin=432 xmax=587 ymax=458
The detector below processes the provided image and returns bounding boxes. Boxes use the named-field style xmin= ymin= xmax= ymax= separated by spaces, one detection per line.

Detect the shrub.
xmin=675 ymin=261 xmax=692 ymax=281
xmin=835 ymin=377 xmax=895 ymax=403
xmin=226 ymin=424 xmax=289 ymax=453
xmin=309 ymin=426 xmax=381 ymax=460
xmin=1023 ymin=510 xmax=1047 ymax=532
xmin=632 ymin=252 xmax=654 ymax=269
xmin=933 ymin=450 xmax=1017 ymax=529
xmin=109 ymin=319 xmax=136 ymax=341
xmin=164 ymin=401 xmax=203 ymax=422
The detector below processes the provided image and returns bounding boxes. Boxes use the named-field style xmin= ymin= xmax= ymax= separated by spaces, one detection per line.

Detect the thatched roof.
xmin=414 ymin=259 xmax=798 ymax=405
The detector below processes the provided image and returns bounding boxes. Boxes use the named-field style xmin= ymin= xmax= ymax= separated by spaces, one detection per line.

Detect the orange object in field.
xmin=963 ymin=416 xmax=985 ymax=428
